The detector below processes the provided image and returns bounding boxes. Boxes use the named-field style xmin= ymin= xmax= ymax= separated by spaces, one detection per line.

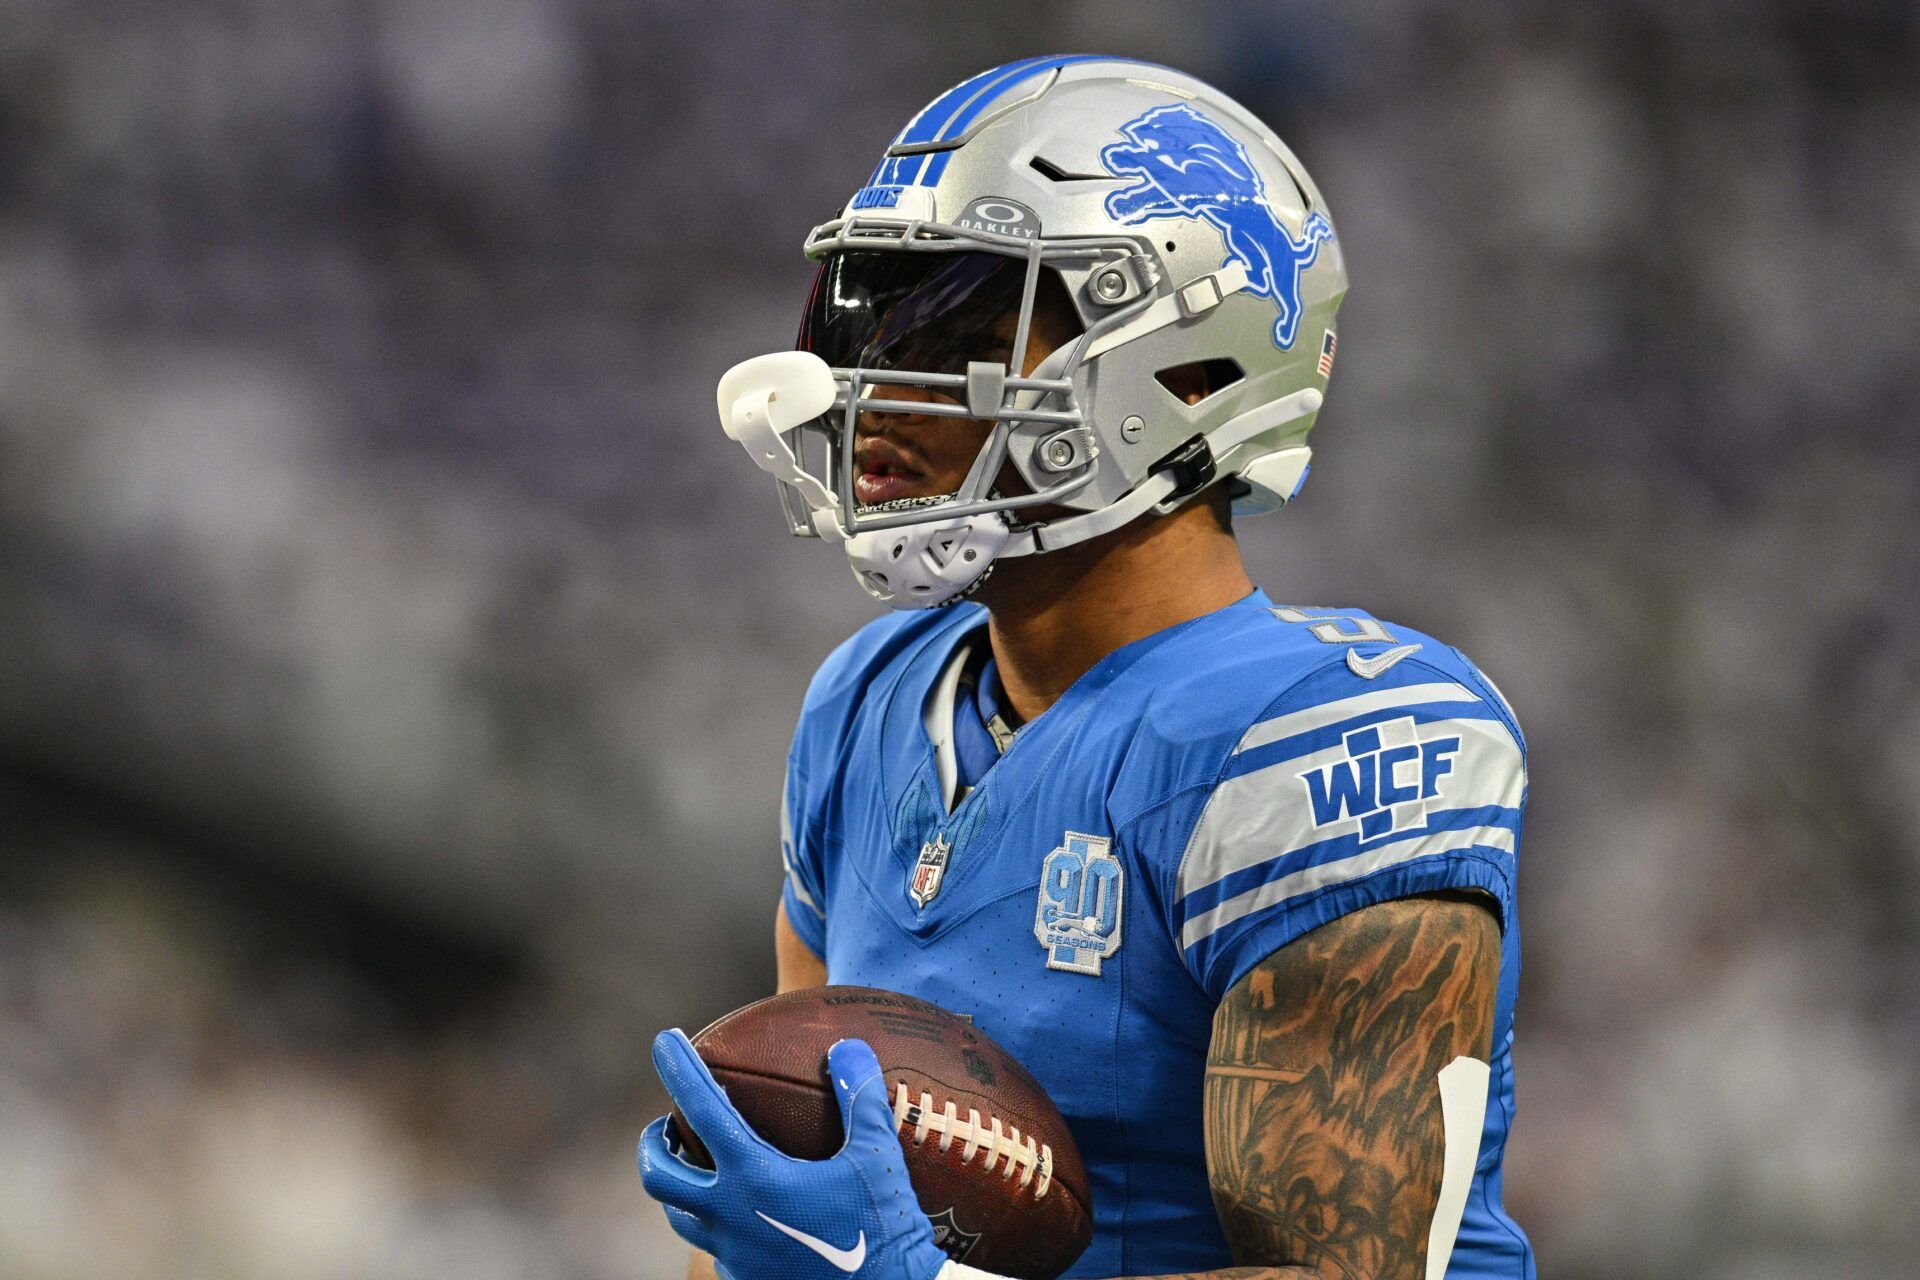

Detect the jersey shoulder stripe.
xmin=1231 ymin=679 xmax=1485 ymax=757
xmin=1163 ymin=641 xmax=1526 ymax=996
xmin=779 ymin=786 xmax=823 ymax=920
xmin=1175 ymin=660 xmax=1524 ymax=904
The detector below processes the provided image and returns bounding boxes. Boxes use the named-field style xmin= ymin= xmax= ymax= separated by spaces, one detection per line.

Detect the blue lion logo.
xmin=1101 ymin=104 xmax=1334 ymax=350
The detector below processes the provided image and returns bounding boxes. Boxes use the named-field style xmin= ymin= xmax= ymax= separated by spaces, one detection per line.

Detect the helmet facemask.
xmin=785 ymin=230 xmax=1109 ymax=547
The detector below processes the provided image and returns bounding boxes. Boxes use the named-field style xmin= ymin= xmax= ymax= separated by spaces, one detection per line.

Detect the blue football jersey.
xmin=779 ymin=590 xmax=1533 ymax=1279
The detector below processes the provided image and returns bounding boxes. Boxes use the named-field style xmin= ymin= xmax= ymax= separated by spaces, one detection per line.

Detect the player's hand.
xmin=639 ymin=1029 xmax=949 ymax=1280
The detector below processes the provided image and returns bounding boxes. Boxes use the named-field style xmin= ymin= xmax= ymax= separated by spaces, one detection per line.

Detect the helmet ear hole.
xmin=1027 ymin=266 xmax=1087 ymax=360
xmin=1154 ymin=358 xmax=1244 ymax=407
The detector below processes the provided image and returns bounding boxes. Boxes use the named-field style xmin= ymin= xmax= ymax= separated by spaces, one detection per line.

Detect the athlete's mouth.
xmin=854 ymin=437 xmax=934 ymax=506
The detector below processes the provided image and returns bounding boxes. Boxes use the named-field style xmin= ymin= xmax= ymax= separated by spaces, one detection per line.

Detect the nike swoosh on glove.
xmin=639 ymin=1029 xmax=952 ymax=1280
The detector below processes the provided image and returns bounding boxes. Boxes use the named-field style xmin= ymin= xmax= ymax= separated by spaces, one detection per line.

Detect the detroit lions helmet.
xmin=716 ymin=56 xmax=1348 ymax=608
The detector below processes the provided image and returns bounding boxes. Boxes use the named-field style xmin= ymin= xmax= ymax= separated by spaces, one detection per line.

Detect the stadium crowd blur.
xmin=2 ymin=1 xmax=1916 ymax=1277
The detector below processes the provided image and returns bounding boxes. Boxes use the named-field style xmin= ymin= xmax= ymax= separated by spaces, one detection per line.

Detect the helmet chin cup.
xmin=844 ymin=507 xmax=1012 ymax=610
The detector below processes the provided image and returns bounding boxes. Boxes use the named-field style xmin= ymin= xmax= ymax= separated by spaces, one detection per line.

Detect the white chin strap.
xmin=716 ymin=350 xmax=1322 ymax=611
xmin=992 ymin=386 xmax=1321 ymax=560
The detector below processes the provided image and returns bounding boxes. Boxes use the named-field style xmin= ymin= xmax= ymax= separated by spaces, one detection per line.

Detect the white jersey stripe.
xmin=1234 ymin=682 xmax=1481 ymax=756
xmin=786 ymin=875 xmax=823 ymax=917
xmin=780 ymin=788 xmax=825 ymax=919
xmin=1180 ymin=822 xmax=1517 ymax=949
xmin=1179 ymin=716 xmax=1525 ymax=902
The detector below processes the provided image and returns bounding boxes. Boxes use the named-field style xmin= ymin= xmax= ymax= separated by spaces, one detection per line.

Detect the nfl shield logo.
xmin=925 ymin=1206 xmax=982 ymax=1260
xmin=909 ymin=834 xmax=951 ymax=908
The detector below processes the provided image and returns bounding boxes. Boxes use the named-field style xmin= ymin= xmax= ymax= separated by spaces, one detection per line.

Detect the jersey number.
xmin=1271 ymin=605 xmax=1397 ymax=645
xmin=1040 ymin=848 xmax=1122 ymax=934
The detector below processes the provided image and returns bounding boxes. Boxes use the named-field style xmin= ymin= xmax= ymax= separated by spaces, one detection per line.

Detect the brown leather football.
xmin=668 ymin=985 xmax=1092 ymax=1280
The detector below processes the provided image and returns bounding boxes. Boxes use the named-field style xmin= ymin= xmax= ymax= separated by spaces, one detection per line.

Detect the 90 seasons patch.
xmin=1034 ymin=831 xmax=1123 ymax=975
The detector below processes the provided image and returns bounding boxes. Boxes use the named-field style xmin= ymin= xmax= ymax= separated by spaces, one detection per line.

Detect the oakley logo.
xmin=955 ymin=196 xmax=1039 ymax=239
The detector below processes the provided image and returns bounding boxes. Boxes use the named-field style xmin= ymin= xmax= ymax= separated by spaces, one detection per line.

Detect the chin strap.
xmin=1000 ymin=387 xmax=1322 ymax=559
xmin=848 ymin=386 xmax=1324 ymax=609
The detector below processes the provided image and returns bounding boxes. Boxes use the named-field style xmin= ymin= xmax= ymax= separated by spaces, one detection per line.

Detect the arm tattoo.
xmin=1201 ymin=893 xmax=1501 ymax=1280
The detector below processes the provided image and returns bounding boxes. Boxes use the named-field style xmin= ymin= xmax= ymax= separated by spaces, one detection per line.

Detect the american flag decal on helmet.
xmin=1318 ymin=329 xmax=1337 ymax=378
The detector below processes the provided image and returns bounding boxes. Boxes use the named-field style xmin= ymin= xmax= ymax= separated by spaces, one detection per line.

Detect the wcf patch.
xmin=1299 ymin=717 xmax=1460 ymax=841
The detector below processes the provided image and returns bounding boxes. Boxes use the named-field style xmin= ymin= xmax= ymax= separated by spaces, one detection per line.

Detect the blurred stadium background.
xmin=2 ymin=1 xmax=1917 ymax=1277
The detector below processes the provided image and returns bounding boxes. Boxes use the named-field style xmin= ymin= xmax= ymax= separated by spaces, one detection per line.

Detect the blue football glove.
xmin=638 ymin=1028 xmax=952 ymax=1280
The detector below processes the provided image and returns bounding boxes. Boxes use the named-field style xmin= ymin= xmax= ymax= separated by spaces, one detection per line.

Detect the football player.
xmin=641 ymin=57 xmax=1534 ymax=1280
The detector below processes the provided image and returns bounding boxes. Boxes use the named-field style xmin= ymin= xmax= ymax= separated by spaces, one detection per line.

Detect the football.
xmin=669 ymin=985 xmax=1093 ymax=1280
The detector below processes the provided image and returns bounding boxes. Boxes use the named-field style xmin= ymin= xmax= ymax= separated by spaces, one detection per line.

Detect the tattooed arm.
xmin=1191 ymin=891 xmax=1502 ymax=1280
xmin=953 ymin=894 xmax=1500 ymax=1280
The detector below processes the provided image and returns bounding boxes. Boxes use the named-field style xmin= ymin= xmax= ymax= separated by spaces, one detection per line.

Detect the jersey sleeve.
xmin=776 ymin=614 xmax=929 ymax=963
xmin=1149 ymin=656 xmax=1527 ymax=1002
xmin=779 ymin=752 xmax=828 ymax=959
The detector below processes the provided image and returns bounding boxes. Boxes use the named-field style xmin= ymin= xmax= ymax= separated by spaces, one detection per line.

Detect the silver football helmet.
xmin=716 ymin=56 xmax=1348 ymax=608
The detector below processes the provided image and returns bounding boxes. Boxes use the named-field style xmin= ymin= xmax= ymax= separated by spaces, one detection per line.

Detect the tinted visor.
xmin=798 ymin=251 xmax=1031 ymax=375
